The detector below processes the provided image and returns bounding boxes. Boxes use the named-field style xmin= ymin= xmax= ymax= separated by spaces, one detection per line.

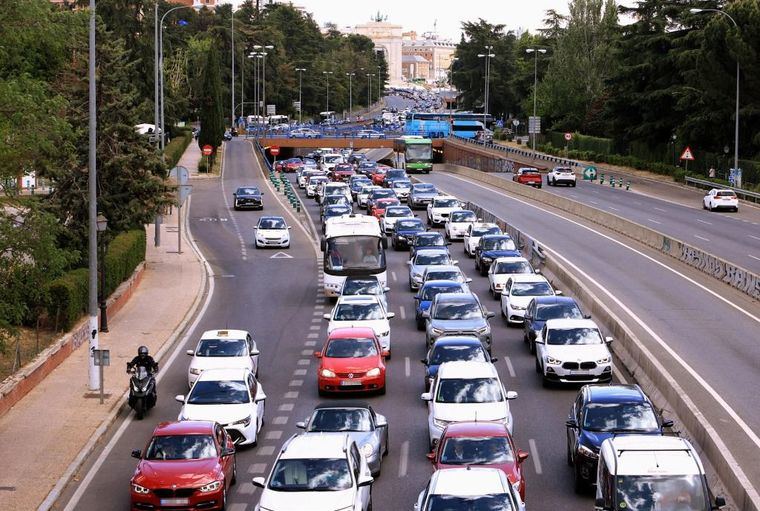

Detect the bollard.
xmin=619 ymin=177 xmax=624 ymax=188
xmin=626 ymin=180 xmax=631 ymax=190
xmin=610 ymin=176 xmax=615 ymax=187
xmin=600 ymin=173 xmax=605 ymax=184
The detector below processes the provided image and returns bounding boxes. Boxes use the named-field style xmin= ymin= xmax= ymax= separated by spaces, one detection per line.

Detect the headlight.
xmin=378 ymin=330 xmax=389 ymax=337
xmin=231 ymin=415 xmax=252 ymax=427
xmin=578 ymin=444 xmax=599 ymax=459
xmin=475 ymin=326 xmax=490 ymax=334
xmin=366 ymin=367 xmax=381 ymax=377
xmin=189 ymin=367 xmax=201 ymax=375
xmin=547 ymin=356 xmax=562 ymax=365
xmin=431 ymin=327 xmax=444 ymax=335
xmin=596 ymin=356 xmax=611 ymax=364
xmin=433 ymin=418 xmax=451 ymax=429
xmin=320 ymin=368 xmax=336 ymax=378
xmin=511 ymin=304 xmax=526 ymax=310
xmin=361 ymin=443 xmax=375 ymax=458
xmin=412 ymin=272 xmax=422 ymax=279
xmin=482 ymin=256 xmax=492 ymax=263
xmin=132 ymin=483 xmax=150 ymax=494
xmin=199 ymin=480 xmax=222 ymax=493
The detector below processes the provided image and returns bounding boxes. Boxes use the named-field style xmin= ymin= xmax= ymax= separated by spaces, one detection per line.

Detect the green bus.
xmin=394 ymin=136 xmax=433 ymax=174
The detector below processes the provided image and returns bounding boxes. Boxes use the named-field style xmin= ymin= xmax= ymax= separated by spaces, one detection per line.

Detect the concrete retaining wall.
xmin=438 ymin=163 xmax=760 ymax=301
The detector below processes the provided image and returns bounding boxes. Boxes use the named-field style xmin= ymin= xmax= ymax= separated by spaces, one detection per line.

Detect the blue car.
xmin=474 ymin=235 xmax=520 ymax=275
xmin=392 ymin=218 xmax=426 ymax=250
xmin=420 ymin=337 xmax=495 ymax=391
xmin=565 ymin=384 xmax=673 ymax=492
xmin=409 ymin=231 xmax=448 ymax=259
xmin=523 ymin=296 xmax=587 ymax=353
xmin=414 ymin=280 xmax=467 ymax=330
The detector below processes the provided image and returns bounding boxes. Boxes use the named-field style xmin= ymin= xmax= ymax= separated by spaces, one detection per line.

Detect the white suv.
xmin=415 ymin=467 xmax=525 ymax=511
xmin=534 ymin=318 xmax=613 ymax=385
xmin=463 ymin=223 xmax=502 ymax=257
xmin=427 ymin=195 xmax=463 ymax=226
xmin=186 ymin=329 xmax=260 ymax=388
xmin=421 ymin=361 xmax=517 ymax=448
xmin=501 ymin=274 xmax=557 ymax=324
xmin=253 ymin=434 xmax=373 ymax=511
xmin=548 ymin=166 xmax=577 ymax=186
xmin=324 ymin=295 xmax=395 ymax=357
xmin=444 ymin=210 xmax=478 ymax=241
xmin=488 ymin=257 xmax=537 ymax=299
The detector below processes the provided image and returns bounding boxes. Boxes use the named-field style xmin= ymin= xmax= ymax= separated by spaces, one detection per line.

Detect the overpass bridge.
xmin=256 ymin=136 xmax=445 ymax=150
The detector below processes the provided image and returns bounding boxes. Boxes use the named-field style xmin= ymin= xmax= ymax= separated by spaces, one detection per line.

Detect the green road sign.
xmin=583 ymin=166 xmax=597 ymax=180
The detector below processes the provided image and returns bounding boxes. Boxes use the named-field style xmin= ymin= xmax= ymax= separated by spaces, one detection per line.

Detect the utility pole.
xmin=87 ymin=0 xmax=98 ymax=390
xmin=478 ymin=45 xmax=495 ymax=133
xmin=296 ymin=68 xmax=306 ymax=124
xmin=231 ymin=8 xmax=235 ymax=129
xmin=346 ymin=72 xmax=355 ymax=121
xmin=526 ymin=48 xmax=547 ymax=152
xmin=323 ymin=71 xmax=333 ymax=112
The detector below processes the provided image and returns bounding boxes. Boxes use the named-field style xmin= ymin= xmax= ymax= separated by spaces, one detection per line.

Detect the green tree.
xmin=198 ymin=43 xmax=224 ymax=166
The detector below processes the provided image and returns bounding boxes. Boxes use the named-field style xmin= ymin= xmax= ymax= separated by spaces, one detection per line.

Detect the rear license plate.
xmin=161 ymin=498 xmax=189 ymax=506
xmin=341 ymin=380 xmax=361 ymax=386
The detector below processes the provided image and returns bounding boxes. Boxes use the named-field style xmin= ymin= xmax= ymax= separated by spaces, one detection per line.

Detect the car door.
xmin=350 ymin=442 xmax=370 ymax=508
xmin=523 ymin=300 xmax=535 ymax=340
xmin=248 ymin=373 xmax=266 ymax=428
xmin=214 ymin=424 xmax=233 ymax=482
xmin=536 ymin=325 xmax=548 ymax=370
xmin=503 ymin=278 xmax=513 ymax=311
xmin=247 ymin=334 xmax=258 ymax=375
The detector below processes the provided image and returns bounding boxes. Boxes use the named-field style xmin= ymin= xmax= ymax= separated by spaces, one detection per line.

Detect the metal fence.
xmin=684 ymin=176 xmax=760 ymax=204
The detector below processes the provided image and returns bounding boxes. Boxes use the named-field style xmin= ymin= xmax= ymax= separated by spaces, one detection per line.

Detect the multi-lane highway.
xmin=55 ymin=139 xmax=759 ymax=510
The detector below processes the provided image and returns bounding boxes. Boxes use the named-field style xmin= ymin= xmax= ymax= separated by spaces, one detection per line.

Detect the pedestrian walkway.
xmin=179 ymin=137 xmax=202 ymax=176
xmin=0 ymin=148 xmax=206 ymax=510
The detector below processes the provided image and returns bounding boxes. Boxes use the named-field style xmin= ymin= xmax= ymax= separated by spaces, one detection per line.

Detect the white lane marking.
xmin=301 ymin=349 xmax=312 ymax=356
xmin=694 ymin=235 xmax=710 ymax=242
xmin=312 ymin=310 xmax=323 ymax=316
xmin=696 ymin=219 xmax=713 ymax=225
xmin=265 ymin=430 xmax=283 ymax=440
xmin=220 ymin=162 xmax=248 ymax=261
xmin=235 ymin=483 xmax=256 ymax=495
xmin=391 ymin=271 xmax=398 ymax=282
xmin=748 ymin=235 xmax=760 ymax=241
xmin=528 ymin=439 xmax=542 ymax=475
xmin=284 ymin=391 xmax=299 ymax=399
xmin=247 ymin=463 xmax=267 ymax=474
xmin=654 ymin=207 xmax=667 ymax=212
xmin=646 ymin=218 xmax=662 ymax=225
xmin=297 ymin=359 xmax=310 ymax=366
xmin=608 ymin=206 xmax=619 ymax=211
xmin=307 ymin=332 xmax=319 ymax=339
xmin=272 ymin=416 xmax=289 ymax=425
xmin=314 ymin=304 xmax=325 ymax=310
xmin=399 ymin=305 xmax=406 ymax=320
xmin=309 ymin=325 xmax=320 ymax=331
xmin=293 ymin=368 xmax=307 ymax=376
xmin=749 ymin=254 xmax=760 ymax=262
xmin=304 ymin=340 xmax=317 ymax=347
xmin=504 ymin=357 xmax=516 ymax=378
xmin=311 ymin=317 xmax=321 ymax=323
xmin=589 ymin=200 xmax=599 ymax=205
xmin=258 ymin=446 xmax=275 ymax=456
xmin=278 ymin=403 xmax=294 ymax=412
xmin=405 ymin=357 xmax=411 ymax=378
xmin=398 ymin=441 xmax=410 ymax=477
xmin=289 ymin=380 xmax=304 ymax=387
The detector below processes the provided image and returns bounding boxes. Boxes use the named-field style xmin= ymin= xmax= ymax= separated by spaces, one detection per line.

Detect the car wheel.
xmin=416 ymin=319 xmax=425 ymax=331
xmin=537 ymin=184 xmax=542 ymax=189
xmin=318 ymin=387 xmax=327 ymax=397
xmin=254 ymin=242 xmax=260 ymax=249
xmin=574 ymin=464 xmax=588 ymax=494
xmin=567 ymin=441 xmax=574 ymax=467
xmin=221 ymin=486 xmax=228 ymax=510
xmin=378 ymin=385 xmax=386 ymax=396
xmin=535 ymin=357 xmax=541 ymax=374
xmin=529 ymin=339 xmax=536 ymax=355
xmin=367 ymin=494 xmax=373 ymax=511
xmin=231 ymin=459 xmax=238 ymax=485
xmin=703 ymin=201 xmax=707 ymax=210
xmin=233 ymin=205 xmax=240 ymax=211
xmin=733 ymin=207 xmax=739 ymax=212
xmin=571 ymin=182 xmax=576 ymax=187
xmin=284 ymin=243 xmax=290 ymax=249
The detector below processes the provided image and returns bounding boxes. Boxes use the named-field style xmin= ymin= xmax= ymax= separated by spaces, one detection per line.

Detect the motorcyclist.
xmin=126 ymin=345 xmax=159 ymax=374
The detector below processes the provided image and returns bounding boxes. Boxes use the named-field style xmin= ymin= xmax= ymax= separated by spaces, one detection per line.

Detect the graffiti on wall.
xmin=675 ymin=243 xmax=760 ymax=300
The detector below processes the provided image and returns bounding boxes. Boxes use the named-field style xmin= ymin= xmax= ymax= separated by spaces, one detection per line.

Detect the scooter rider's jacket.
xmin=126 ymin=355 xmax=159 ymax=374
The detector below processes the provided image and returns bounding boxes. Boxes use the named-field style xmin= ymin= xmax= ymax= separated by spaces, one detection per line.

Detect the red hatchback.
xmin=315 ymin=327 xmax=388 ymax=395
xmin=427 ymin=421 xmax=529 ymax=500
xmin=370 ymin=168 xmax=387 ymax=186
xmin=332 ymin=163 xmax=356 ymax=182
xmin=371 ymin=197 xmax=401 ymax=219
xmin=130 ymin=421 xmax=236 ymax=511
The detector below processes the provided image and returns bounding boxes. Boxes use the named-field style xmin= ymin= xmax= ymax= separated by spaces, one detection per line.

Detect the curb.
xmin=38 ymin=196 xmax=212 ymax=511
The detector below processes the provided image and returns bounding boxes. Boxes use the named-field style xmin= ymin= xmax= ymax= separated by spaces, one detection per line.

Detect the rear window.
xmin=716 ymin=191 xmax=736 ymax=197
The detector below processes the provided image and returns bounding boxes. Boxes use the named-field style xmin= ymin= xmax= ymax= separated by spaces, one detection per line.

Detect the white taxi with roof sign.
xmin=186 ymin=329 xmax=260 ymax=388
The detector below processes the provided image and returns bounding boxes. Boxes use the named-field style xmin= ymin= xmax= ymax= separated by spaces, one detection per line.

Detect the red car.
xmin=513 ymin=167 xmax=543 ymax=188
xmin=275 ymin=157 xmax=301 ymax=173
xmin=314 ymin=327 xmax=388 ymax=395
xmin=427 ymin=421 xmax=529 ymax=500
xmin=332 ymin=163 xmax=356 ymax=182
xmin=370 ymin=168 xmax=388 ymax=186
xmin=130 ymin=421 xmax=236 ymax=511
xmin=370 ymin=197 xmax=401 ymax=219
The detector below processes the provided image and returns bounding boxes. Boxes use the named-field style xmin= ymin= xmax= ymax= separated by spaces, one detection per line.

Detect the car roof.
xmin=415 ymin=248 xmax=449 ymax=257
xmin=423 ymin=265 xmax=461 ymax=274
xmin=386 ymin=205 xmax=411 ymax=211
xmin=481 ymin=234 xmax=512 ymax=241
xmin=471 ymin=222 xmax=499 ymax=229
xmin=327 ymin=327 xmax=377 ymax=339
xmin=335 ymin=295 xmax=381 ymax=305
xmin=532 ymin=296 xmax=577 ymax=305
xmin=314 ymin=401 xmax=373 ymax=411
xmin=430 ymin=467 xmax=507 ymax=495
xmin=603 ymin=436 xmax=701 ymax=476
xmin=585 ymin=384 xmax=647 ymax=404
xmin=259 ymin=216 xmax=285 ymax=222
xmin=434 ymin=195 xmax=458 ymax=200
xmin=200 ymin=329 xmax=249 ymax=340
xmin=442 ymin=421 xmax=510 ymax=437
xmin=281 ymin=433 xmax=350 ymax=459
xmin=544 ymin=318 xmax=598 ymax=330
xmin=153 ymin=420 xmax=216 ymax=437
xmin=434 ymin=292 xmax=477 ymax=303
xmin=195 ymin=367 xmax=251 ymax=381
xmin=492 ymin=256 xmax=528 ymax=264
xmin=437 ymin=361 xmax=498 ymax=379
xmin=509 ymin=274 xmax=549 ymax=283
xmin=432 ymin=336 xmax=483 ymax=347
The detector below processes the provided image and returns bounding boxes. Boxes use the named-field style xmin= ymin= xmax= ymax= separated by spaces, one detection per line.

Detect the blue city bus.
xmin=405 ymin=112 xmax=493 ymax=139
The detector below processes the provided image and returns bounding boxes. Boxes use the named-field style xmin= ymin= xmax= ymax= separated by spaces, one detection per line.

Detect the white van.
xmin=595 ymin=435 xmax=725 ymax=511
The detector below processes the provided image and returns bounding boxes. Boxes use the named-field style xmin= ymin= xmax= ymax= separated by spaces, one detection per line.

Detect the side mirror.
xmin=506 ymin=391 xmax=518 ymax=400
xmin=517 ymin=449 xmax=529 ymax=463
xmin=583 ymin=314 xmax=592 ymax=319
xmin=485 ymin=311 xmax=496 ymax=319
xmin=490 ymin=357 xmax=499 ymax=362
xmin=250 ymin=349 xmax=260 ymax=356
xmin=232 ymin=193 xmax=237 ymax=197
xmin=555 ymin=290 xmax=563 ymax=296
xmin=407 ymin=260 xmax=412 ymax=265
xmin=534 ymin=268 xmax=542 ymax=274
xmin=420 ymin=392 xmax=432 ymax=401
xmin=714 ymin=496 xmax=726 ymax=509
xmin=661 ymin=418 xmax=674 ymax=428
xmin=387 ymin=312 xmax=396 ymax=319
xmin=376 ymin=415 xmax=388 ymax=428
xmin=131 ymin=449 xmax=142 ymax=459
xmin=420 ymin=358 xmax=428 ymax=364
xmin=323 ymin=313 xmax=331 ymax=320
xmin=175 ymin=394 xmax=185 ymax=403
xmin=222 ymin=447 xmax=235 ymax=457
xmin=383 ymin=287 xmax=391 ymax=293
xmin=451 ymin=260 xmax=459 ymax=265
xmin=465 ymin=278 xmax=473 ymax=283
xmin=382 ymin=350 xmax=391 ymax=358
xmin=186 ymin=349 xmax=194 ymax=356
xmin=605 ymin=336 xmax=614 ymax=344
xmin=421 ymin=311 xmax=430 ymax=319
xmin=426 ymin=452 xmax=436 ymax=462
xmin=565 ymin=419 xmax=579 ymax=428
xmin=314 ymin=351 xmax=322 ymax=358
xmin=357 ymin=475 xmax=374 ymax=488
xmin=252 ymin=477 xmax=266 ymax=489
xmin=288 ymin=226 xmax=293 ymax=229
xmin=296 ymin=421 xmax=306 ymax=430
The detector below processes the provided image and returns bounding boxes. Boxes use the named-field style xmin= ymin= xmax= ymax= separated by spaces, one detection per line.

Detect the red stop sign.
xmin=202 ymin=145 xmax=213 ymax=156
xmin=270 ymin=146 xmax=280 ymax=156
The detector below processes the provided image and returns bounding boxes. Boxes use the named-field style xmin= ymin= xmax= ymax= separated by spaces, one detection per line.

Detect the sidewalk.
xmin=180 ymin=138 xmax=202 ymax=176
xmin=0 ymin=157 xmax=205 ymax=509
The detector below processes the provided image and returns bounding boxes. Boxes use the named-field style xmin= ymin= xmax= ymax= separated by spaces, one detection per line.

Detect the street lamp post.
xmin=323 ymin=71 xmax=333 ymax=112
xmin=525 ymin=48 xmax=547 ymax=152
xmin=346 ymin=72 xmax=355 ymax=121
xmin=477 ymin=45 xmax=495 ymax=137
xmin=690 ymin=8 xmax=741 ymax=185
xmin=377 ymin=65 xmax=382 ymax=104
xmin=295 ymin=68 xmax=306 ymax=124
xmin=260 ymin=45 xmax=274 ymax=117
xmin=97 ymin=214 xmax=108 ymax=332
xmin=366 ymin=73 xmax=375 ymax=109
xmin=87 ymin=0 xmax=98 ymax=390
xmin=231 ymin=8 xmax=235 ymax=129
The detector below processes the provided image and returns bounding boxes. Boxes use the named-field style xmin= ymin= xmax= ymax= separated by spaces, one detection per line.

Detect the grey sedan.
xmin=407 ymin=248 xmax=456 ymax=291
xmin=423 ymin=293 xmax=495 ymax=353
xmin=296 ymin=402 xmax=389 ymax=476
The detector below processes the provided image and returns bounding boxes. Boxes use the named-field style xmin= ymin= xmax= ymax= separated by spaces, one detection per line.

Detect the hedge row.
xmin=47 ymin=229 xmax=146 ymax=330
xmin=548 ymin=131 xmax=615 ymax=155
xmin=164 ymin=127 xmax=193 ymax=169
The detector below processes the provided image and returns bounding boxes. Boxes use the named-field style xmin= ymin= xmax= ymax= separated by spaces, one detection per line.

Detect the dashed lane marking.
xmin=748 ymin=235 xmax=760 ymax=241
xmin=309 ymin=325 xmax=320 ymax=331
xmin=288 ymin=380 xmax=303 ymax=387
xmin=529 ymin=439 xmax=542 ymax=475
xmin=227 ymin=503 xmax=247 ymax=511
xmin=646 ymin=218 xmax=662 ymax=225
xmin=304 ymin=340 xmax=317 ymax=347
xmin=294 ymin=368 xmax=308 ymax=376
xmin=399 ymin=305 xmax=406 ymax=320
xmin=307 ymin=333 xmax=319 ymax=339
xmin=311 ymin=317 xmax=321 ymax=323
xmin=405 ymin=357 xmax=411 ymax=378
xmin=272 ymin=416 xmax=289 ymax=425
xmin=391 ymin=271 xmax=398 ymax=282
xmin=258 ymin=446 xmax=275 ymax=456
xmin=284 ymin=391 xmax=299 ymax=399
xmin=608 ymin=206 xmax=619 ymax=211
xmin=265 ymin=430 xmax=283 ymax=440
xmin=300 ymin=349 xmax=312 ymax=355
xmin=504 ymin=357 xmax=516 ymax=378
xmin=749 ymin=254 xmax=760 ymax=262
xmin=654 ymin=207 xmax=667 ymax=212
xmin=398 ymin=441 xmax=410 ymax=478
xmin=694 ymin=234 xmax=710 ymax=242
xmin=247 ymin=463 xmax=267 ymax=474
xmin=235 ymin=483 xmax=255 ymax=495
xmin=278 ymin=403 xmax=294 ymax=412
xmin=696 ymin=219 xmax=713 ymax=225
xmin=297 ymin=359 xmax=310 ymax=366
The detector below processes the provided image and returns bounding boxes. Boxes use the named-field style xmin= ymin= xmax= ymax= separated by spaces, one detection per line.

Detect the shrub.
xmin=48 ymin=268 xmax=88 ymax=330
xmin=164 ymin=127 xmax=193 ymax=169
xmin=104 ymin=229 xmax=146 ymax=297
xmin=198 ymin=156 xmax=209 ymax=173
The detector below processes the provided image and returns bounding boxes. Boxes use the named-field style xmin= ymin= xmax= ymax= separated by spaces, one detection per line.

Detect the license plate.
xmin=569 ymin=370 xmax=587 ymax=375
xmin=161 ymin=498 xmax=189 ymax=506
xmin=341 ymin=380 xmax=361 ymax=386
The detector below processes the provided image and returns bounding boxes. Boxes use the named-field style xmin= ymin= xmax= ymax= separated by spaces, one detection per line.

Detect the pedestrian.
xmin=708 ymin=167 xmax=716 ymax=178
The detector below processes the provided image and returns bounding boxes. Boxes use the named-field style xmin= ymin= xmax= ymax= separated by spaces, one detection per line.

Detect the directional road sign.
xmin=528 ymin=116 xmax=541 ymax=134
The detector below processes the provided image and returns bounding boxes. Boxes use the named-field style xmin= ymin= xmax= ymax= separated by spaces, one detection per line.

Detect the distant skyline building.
xmin=402 ymin=31 xmax=456 ymax=83
xmin=350 ymin=20 xmax=404 ymax=85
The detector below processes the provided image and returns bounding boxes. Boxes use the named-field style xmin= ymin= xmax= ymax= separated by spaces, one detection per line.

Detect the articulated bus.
xmin=393 ymin=137 xmax=433 ymax=173
xmin=321 ymin=214 xmax=388 ymax=296
xmin=405 ymin=112 xmax=493 ymax=139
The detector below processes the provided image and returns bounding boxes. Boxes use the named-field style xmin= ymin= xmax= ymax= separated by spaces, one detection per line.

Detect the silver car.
xmin=340 ymin=276 xmax=390 ymax=310
xmin=407 ymin=248 xmax=457 ymax=291
xmin=423 ymin=293 xmax=495 ymax=353
xmin=296 ymin=402 xmax=389 ymax=476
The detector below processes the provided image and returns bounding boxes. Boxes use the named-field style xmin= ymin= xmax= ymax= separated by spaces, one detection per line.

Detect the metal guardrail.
xmin=451 ymin=135 xmax=580 ymax=170
xmin=684 ymin=176 xmax=760 ymax=204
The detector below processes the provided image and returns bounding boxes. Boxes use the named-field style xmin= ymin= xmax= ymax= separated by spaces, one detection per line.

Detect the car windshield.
xmin=472 ymin=226 xmax=501 ymax=237
xmin=334 ymin=302 xmax=384 ymax=321
xmin=386 ymin=170 xmax=406 ymax=179
xmin=326 ymin=206 xmax=351 ymax=216
xmin=258 ymin=218 xmax=286 ymax=229
xmin=324 ymin=156 xmax=342 ymax=163
xmin=434 ymin=198 xmax=459 ymax=208
xmin=268 ymin=459 xmax=352 ymax=492
xmin=414 ymin=184 xmax=436 ymax=193
xmin=343 ymin=278 xmax=381 ymax=295
xmin=434 ymin=301 xmax=481 ymax=320
xmin=324 ymin=196 xmax=348 ymax=205
xmin=615 ymin=475 xmax=708 ymax=511
xmin=482 ymin=239 xmax=515 ymax=251
xmin=494 ymin=261 xmax=532 ymax=274
xmin=396 ymin=220 xmax=423 ymax=230
xmin=308 ymin=408 xmax=373 ymax=432
xmin=451 ymin=212 xmax=476 ymax=222
xmin=415 ymin=234 xmax=445 ymax=246
xmin=371 ymin=190 xmax=395 ymax=199
xmin=416 ymin=252 xmax=450 ymax=265
xmin=425 ymin=270 xmax=463 ymax=282
xmin=195 ymin=338 xmax=248 ymax=357
xmin=511 ymin=282 xmax=553 ymax=297
xmin=325 ymin=338 xmax=378 ymax=358
xmin=546 ymin=327 xmax=603 ymax=345
xmin=187 ymin=380 xmax=249 ymax=404
xmin=426 ymin=494 xmax=513 ymax=511
xmin=145 ymin=435 xmax=217 ymax=461
xmin=326 ymin=236 xmax=385 ymax=272
xmin=429 ymin=344 xmax=487 ymax=365
xmin=386 ymin=208 xmax=411 ymax=218
xmin=582 ymin=402 xmax=660 ymax=432
xmin=237 ymin=188 xmax=259 ymax=195
xmin=436 ymin=378 xmax=503 ymax=404
xmin=392 ymin=181 xmax=411 ymax=188
xmin=406 ymin=144 xmax=432 ymax=161
xmin=421 ymin=284 xmax=464 ymax=301
xmin=535 ymin=303 xmax=582 ymax=321
xmin=440 ymin=436 xmax=514 ymax=465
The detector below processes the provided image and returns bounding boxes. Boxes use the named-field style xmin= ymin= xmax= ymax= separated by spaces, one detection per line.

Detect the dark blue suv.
xmin=523 ymin=296 xmax=586 ymax=353
xmin=420 ymin=337 xmax=495 ymax=391
xmin=565 ymin=384 xmax=673 ymax=492
xmin=392 ymin=218 xmax=425 ymax=250
xmin=414 ymin=280 xmax=467 ymax=330
xmin=474 ymin=235 xmax=520 ymax=275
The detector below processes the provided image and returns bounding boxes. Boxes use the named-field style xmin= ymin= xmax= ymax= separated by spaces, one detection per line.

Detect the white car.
xmin=298 ymin=169 xmax=324 ymax=189
xmin=703 ymin=188 xmax=739 ymax=212
xmin=306 ymin=175 xmax=329 ymax=198
xmin=176 ymin=368 xmax=266 ymax=446
xmin=444 ymin=210 xmax=478 ymax=241
xmin=534 ymin=318 xmax=613 ymax=385
xmin=463 ymin=222 xmax=502 ymax=257
xmin=421 ymin=361 xmax=517 ymax=448
xmin=380 ymin=205 xmax=414 ymax=234
xmin=488 ymin=257 xmax=537 ymax=299
xmin=254 ymin=216 xmax=292 ymax=249
xmin=252 ymin=434 xmax=373 ymax=511
xmin=186 ymin=329 xmax=259 ymax=388
xmin=414 ymin=467 xmax=525 ymax=511
xmin=427 ymin=195 xmax=463 ymax=226
xmin=501 ymin=274 xmax=557 ymax=324
xmin=357 ymin=185 xmax=381 ymax=208
xmin=318 ymin=182 xmax=351 ymax=204
xmin=320 ymin=153 xmax=344 ymax=172
xmin=324 ymin=295 xmax=395 ymax=356
xmin=548 ymin=166 xmax=577 ymax=187
xmin=389 ymin=179 xmax=412 ymax=199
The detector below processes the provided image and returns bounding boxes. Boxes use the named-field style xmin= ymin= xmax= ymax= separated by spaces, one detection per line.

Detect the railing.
xmin=254 ymin=141 xmax=303 ymax=213
xmin=451 ymin=135 xmax=580 ymax=169
xmin=684 ymin=176 xmax=760 ymax=204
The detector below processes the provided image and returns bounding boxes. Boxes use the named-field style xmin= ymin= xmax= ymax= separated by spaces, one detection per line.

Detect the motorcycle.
xmin=128 ymin=366 xmax=157 ymax=420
